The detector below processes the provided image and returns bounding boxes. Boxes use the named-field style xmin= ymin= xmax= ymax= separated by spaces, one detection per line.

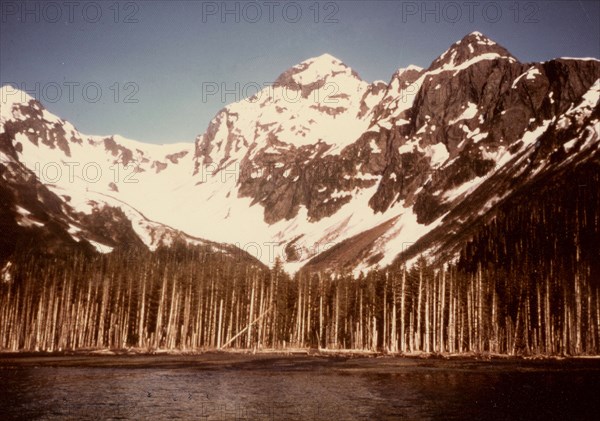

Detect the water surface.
xmin=1 ymin=353 xmax=599 ymax=420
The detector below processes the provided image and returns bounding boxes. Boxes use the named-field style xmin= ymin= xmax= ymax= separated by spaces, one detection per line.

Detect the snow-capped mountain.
xmin=1 ymin=32 xmax=598 ymax=274
xmin=0 ymin=91 xmax=261 ymax=265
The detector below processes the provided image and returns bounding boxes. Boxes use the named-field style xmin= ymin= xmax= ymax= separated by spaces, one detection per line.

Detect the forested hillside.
xmin=2 ymin=155 xmax=598 ymax=358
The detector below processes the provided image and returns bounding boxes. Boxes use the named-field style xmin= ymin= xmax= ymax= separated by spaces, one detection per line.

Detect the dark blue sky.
xmin=1 ymin=1 xmax=599 ymax=143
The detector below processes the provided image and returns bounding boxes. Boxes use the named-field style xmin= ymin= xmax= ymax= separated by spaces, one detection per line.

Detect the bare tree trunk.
xmin=416 ymin=265 xmax=423 ymax=351
xmin=400 ymin=267 xmax=406 ymax=353
xmin=391 ymin=273 xmax=397 ymax=353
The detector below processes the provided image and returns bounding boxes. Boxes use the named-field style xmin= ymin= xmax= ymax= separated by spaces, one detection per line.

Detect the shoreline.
xmin=1 ymin=347 xmax=600 ymax=361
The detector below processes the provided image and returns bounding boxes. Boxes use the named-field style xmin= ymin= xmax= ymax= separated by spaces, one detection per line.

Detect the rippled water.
xmin=0 ymin=353 xmax=599 ymax=420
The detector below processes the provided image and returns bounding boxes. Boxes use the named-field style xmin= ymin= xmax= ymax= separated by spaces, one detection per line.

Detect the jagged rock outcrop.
xmin=2 ymin=32 xmax=598 ymax=273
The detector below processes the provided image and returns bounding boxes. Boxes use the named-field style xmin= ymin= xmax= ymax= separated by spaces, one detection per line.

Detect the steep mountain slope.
xmin=1 ymin=32 xmax=598 ymax=274
xmin=0 ymin=92 xmax=262 ymax=266
xmin=304 ymin=34 xmax=599 ymax=272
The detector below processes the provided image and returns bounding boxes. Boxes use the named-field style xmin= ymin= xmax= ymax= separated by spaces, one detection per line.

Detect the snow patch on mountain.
xmin=290 ymin=53 xmax=355 ymax=85
xmin=15 ymin=205 xmax=44 ymax=228
xmin=2 ymin=33 xmax=598 ymax=274
xmin=449 ymin=102 xmax=479 ymax=124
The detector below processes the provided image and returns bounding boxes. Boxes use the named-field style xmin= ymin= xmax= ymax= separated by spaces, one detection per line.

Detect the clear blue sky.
xmin=1 ymin=0 xmax=599 ymax=143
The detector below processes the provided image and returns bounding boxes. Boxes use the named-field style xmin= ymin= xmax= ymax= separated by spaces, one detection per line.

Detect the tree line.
xmin=0 ymin=251 xmax=597 ymax=355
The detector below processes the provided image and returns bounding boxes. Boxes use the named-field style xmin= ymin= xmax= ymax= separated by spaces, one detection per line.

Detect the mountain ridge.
xmin=1 ymin=32 xmax=598 ymax=274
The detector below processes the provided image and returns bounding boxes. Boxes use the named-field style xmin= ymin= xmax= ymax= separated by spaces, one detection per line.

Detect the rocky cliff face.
xmin=188 ymin=32 xmax=598 ymax=273
xmin=1 ymin=32 xmax=598 ymax=273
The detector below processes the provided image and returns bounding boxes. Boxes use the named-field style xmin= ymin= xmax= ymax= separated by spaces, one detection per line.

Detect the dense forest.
xmin=1 ymin=163 xmax=598 ymax=356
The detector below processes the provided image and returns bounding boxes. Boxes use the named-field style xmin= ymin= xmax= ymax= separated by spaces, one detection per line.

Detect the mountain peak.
xmin=428 ymin=31 xmax=516 ymax=72
xmin=462 ymin=31 xmax=498 ymax=46
xmin=467 ymin=30 xmax=486 ymax=38
xmin=303 ymin=53 xmax=343 ymax=65
xmin=274 ymin=53 xmax=362 ymax=88
xmin=392 ymin=65 xmax=423 ymax=79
